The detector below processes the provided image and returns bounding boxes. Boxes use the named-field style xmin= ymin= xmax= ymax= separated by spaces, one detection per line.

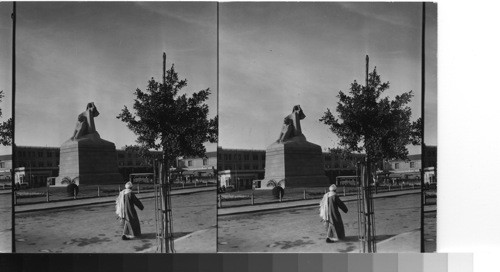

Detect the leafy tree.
xmin=0 ymin=90 xmax=13 ymax=146
xmin=320 ymin=62 xmax=421 ymax=253
xmin=320 ymin=67 xmax=420 ymax=164
xmin=117 ymin=58 xmax=218 ymax=177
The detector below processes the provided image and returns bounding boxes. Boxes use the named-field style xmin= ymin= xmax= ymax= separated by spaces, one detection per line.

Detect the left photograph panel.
xmin=0 ymin=2 xmax=14 ymax=254
xmin=13 ymin=2 xmax=218 ymax=253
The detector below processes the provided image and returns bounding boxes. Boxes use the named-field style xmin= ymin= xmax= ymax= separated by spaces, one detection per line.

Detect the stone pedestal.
xmin=262 ymin=138 xmax=329 ymax=189
xmin=55 ymin=134 xmax=123 ymax=186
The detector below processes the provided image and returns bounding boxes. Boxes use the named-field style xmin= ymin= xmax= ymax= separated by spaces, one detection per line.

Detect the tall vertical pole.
xmin=364 ymin=55 xmax=375 ymax=252
xmin=161 ymin=52 xmax=169 ymax=253
xmin=365 ymin=55 xmax=369 ymax=86
xmin=11 ymin=2 xmax=16 ymax=253
xmin=163 ymin=52 xmax=166 ymax=84
xmin=420 ymin=2 xmax=426 ymax=253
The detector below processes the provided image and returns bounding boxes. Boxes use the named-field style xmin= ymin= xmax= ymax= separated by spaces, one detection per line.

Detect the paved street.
xmin=218 ymin=194 xmax=420 ymax=252
xmin=15 ymin=191 xmax=216 ymax=253
xmin=0 ymin=193 xmax=12 ymax=252
xmin=424 ymin=211 xmax=437 ymax=252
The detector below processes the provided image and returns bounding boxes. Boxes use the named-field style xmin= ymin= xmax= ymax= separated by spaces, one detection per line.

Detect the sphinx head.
xmin=292 ymin=105 xmax=306 ymax=120
xmin=87 ymin=102 xmax=100 ymax=117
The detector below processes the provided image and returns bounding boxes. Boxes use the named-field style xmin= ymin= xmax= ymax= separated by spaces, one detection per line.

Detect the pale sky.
xmin=2 ymin=2 xmax=438 ymax=156
xmin=219 ymin=2 xmax=437 ymax=155
xmin=14 ymin=2 xmax=217 ymax=152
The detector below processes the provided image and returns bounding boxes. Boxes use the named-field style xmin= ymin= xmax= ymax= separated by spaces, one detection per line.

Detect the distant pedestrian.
xmin=115 ymin=181 xmax=144 ymax=240
xmin=319 ymin=184 xmax=348 ymax=243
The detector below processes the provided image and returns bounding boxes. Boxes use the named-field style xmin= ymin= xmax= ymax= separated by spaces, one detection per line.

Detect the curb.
xmin=376 ymin=229 xmax=420 ymax=246
xmin=218 ymin=190 xmax=421 ymax=216
xmin=15 ymin=187 xmax=215 ymax=213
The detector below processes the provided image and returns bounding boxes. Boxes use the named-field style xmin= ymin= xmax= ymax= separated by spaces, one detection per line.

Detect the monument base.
xmin=55 ymin=134 xmax=123 ymax=186
xmin=262 ymin=139 xmax=330 ymax=189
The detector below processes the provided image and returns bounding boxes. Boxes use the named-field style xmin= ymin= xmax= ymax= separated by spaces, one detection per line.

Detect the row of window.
xmin=118 ymin=161 xmax=144 ymax=166
xmin=219 ymin=153 xmax=265 ymax=161
xmin=16 ymin=160 xmax=148 ymax=168
xmin=325 ymin=163 xmax=352 ymax=169
xmin=220 ymin=163 xmax=264 ymax=171
xmin=183 ymin=158 xmax=209 ymax=167
xmin=393 ymin=162 xmax=416 ymax=169
xmin=17 ymin=161 xmax=59 ymax=168
xmin=17 ymin=150 xmax=59 ymax=158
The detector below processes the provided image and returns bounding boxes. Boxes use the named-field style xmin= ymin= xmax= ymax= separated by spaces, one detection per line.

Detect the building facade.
xmin=217 ymin=147 xmax=364 ymax=189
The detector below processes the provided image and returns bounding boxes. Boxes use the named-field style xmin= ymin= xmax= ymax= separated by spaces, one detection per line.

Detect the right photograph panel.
xmin=217 ymin=2 xmax=436 ymax=253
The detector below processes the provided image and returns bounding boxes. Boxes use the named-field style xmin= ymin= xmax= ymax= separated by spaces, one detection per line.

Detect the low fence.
xmin=14 ymin=180 xmax=216 ymax=205
xmin=217 ymin=184 xmax=421 ymax=208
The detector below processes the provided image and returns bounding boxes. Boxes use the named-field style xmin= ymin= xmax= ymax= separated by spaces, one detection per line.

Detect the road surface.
xmin=218 ymin=193 xmax=420 ymax=252
xmin=0 ymin=193 xmax=12 ymax=252
xmin=15 ymin=191 xmax=216 ymax=253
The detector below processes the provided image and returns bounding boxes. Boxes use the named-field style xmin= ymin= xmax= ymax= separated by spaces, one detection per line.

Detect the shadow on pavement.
xmin=138 ymin=233 xmax=157 ymax=239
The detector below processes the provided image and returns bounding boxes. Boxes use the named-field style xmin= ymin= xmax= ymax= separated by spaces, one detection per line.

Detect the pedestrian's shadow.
xmin=137 ymin=232 xmax=192 ymax=240
xmin=340 ymin=234 xmax=395 ymax=243
xmin=139 ymin=233 xmax=157 ymax=240
xmin=341 ymin=236 xmax=359 ymax=243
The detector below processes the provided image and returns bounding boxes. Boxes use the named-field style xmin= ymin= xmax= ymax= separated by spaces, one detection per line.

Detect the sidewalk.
xmin=139 ymin=226 xmax=217 ymax=253
xmin=218 ymin=189 xmax=421 ymax=216
xmin=376 ymin=230 xmax=421 ymax=252
xmin=15 ymin=186 xmax=215 ymax=213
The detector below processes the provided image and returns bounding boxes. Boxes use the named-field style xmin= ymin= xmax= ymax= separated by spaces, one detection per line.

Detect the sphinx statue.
xmin=263 ymin=104 xmax=329 ymax=189
xmin=71 ymin=102 xmax=101 ymax=140
xmin=277 ymin=105 xmax=306 ymax=143
xmin=57 ymin=101 xmax=123 ymax=186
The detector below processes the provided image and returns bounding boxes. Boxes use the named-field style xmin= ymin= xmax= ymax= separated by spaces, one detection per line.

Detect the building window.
xmin=127 ymin=161 xmax=133 ymax=166
xmin=203 ymin=158 xmax=208 ymax=166
xmin=0 ymin=162 xmax=4 ymax=168
xmin=119 ymin=162 xmax=124 ymax=166
xmin=188 ymin=160 xmax=193 ymax=167
xmin=244 ymin=154 xmax=249 ymax=160
xmin=395 ymin=163 xmax=400 ymax=169
xmin=253 ymin=164 xmax=258 ymax=170
xmin=47 ymin=162 xmax=52 ymax=167
xmin=244 ymin=164 xmax=250 ymax=170
xmin=253 ymin=154 xmax=258 ymax=160
xmin=410 ymin=162 xmax=415 ymax=168
xmin=38 ymin=152 xmax=43 ymax=158
xmin=38 ymin=162 xmax=44 ymax=167
xmin=118 ymin=153 xmax=125 ymax=158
